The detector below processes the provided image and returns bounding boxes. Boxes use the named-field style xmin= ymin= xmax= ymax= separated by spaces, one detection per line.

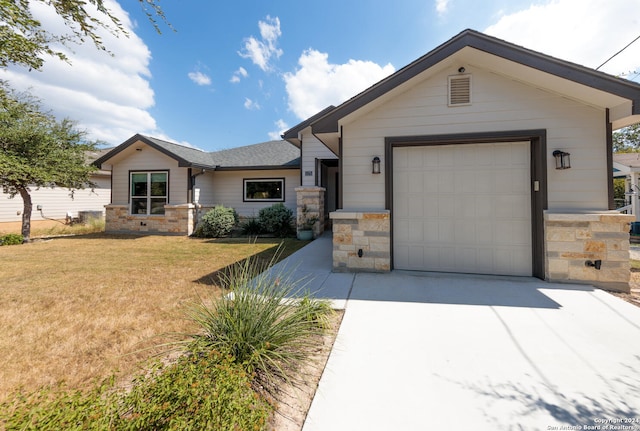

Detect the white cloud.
xmin=485 ymin=0 xmax=640 ymax=79
xmin=243 ymin=97 xmax=261 ymax=110
xmin=239 ymin=15 xmax=283 ymax=72
xmin=0 ymin=0 xmax=159 ymax=145
xmin=188 ymin=71 xmax=211 ymax=86
xmin=283 ymin=49 xmax=395 ymax=120
xmin=435 ymin=0 xmax=450 ymax=15
xmin=268 ymin=119 xmax=289 ymax=140
xmin=230 ymin=66 xmax=248 ymax=83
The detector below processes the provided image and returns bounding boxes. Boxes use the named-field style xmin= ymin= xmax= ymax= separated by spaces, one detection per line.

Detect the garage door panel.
xmin=408 ymin=246 xmax=424 ymax=268
xmin=394 ymin=142 xmax=532 ymax=276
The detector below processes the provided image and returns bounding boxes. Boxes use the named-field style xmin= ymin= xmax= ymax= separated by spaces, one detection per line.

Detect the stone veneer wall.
xmin=295 ymin=186 xmax=325 ymax=238
xmin=330 ymin=210 xmax=390 ymax=272
xmin=105 ymin=204 xmax=195 ymax=235
xmin=545 ymin=212 xmax=633 ymax=292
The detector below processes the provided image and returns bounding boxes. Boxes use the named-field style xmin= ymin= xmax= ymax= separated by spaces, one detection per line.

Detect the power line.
xmin=596 ymin=33 xmax=640 ymax=70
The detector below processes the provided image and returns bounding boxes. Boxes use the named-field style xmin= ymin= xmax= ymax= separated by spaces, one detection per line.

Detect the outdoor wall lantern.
xmin=372 ymin=156 xmax=381 ymax=174
xmin=552 ymin=150 xmax=571 ymax=170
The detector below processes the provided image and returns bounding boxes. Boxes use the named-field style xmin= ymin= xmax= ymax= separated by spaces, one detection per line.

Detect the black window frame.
xmin=129 ymin=170 xmax=169 ymax=215
xmin=243 ymin=178 xmax=285 ymax=202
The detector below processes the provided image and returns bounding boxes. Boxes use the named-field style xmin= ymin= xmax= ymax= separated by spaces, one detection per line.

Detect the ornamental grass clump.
xmin=185 ymin=248 xmax=334 ymax=394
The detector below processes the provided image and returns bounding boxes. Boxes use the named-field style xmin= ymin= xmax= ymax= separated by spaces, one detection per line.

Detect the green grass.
xmin=631 ymin=259 xmax=640 ymax=270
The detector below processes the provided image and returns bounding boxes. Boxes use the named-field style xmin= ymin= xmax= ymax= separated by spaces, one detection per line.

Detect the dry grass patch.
xmin=0 ymin=234 xmax=306 ymax=402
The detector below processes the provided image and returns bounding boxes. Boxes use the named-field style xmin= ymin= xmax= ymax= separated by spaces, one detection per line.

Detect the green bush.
xmin=185 ymin=248 xmax=333 ymax=394
xmin=258 ymin=203 xmax=293 ymax=237
xmin=240 ymin=218 xmax=264 ymax=235
xmin=0 ymin=233 xmax=23 ymax=246
xmin=0 ymin=350 xmax=272 ymax=431
xmin=195 ymin=205 xmax=238 ymax=238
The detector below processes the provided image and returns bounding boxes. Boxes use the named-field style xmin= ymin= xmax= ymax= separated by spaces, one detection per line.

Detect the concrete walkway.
xmin=274 ymin=235 xmax=640 ymax=430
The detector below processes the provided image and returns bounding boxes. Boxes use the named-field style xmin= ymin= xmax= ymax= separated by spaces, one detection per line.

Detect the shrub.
xmin=258 ymin=203 xmax=293 ymax=237
xmin=185 ymin=248 xmax=333 ymax=394
xmin=0 ymin=233 xmax=23 ymax=246
xmin=240 ymin=218 xmax=264 ymax=235
xmin=195 ymin=205 xmax=238 ymax=238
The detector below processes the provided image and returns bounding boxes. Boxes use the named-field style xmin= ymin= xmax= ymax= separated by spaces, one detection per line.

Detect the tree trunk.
xmin=18 ymin=187 xmax=32 ymax=243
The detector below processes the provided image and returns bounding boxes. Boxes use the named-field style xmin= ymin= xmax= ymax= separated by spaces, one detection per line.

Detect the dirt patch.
xmin=608 ymin=269 xmax=640 ymax=307
xmin=269 ymin=310 xmax=343 ymax=431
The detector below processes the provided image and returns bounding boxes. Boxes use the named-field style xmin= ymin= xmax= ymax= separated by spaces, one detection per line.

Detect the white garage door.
xmin=393 ymin=142 xmax=532 ymax=276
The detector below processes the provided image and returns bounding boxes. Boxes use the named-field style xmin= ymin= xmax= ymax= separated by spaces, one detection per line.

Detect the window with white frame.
xmin=130 ymin=171 xmax=168 ymax=215
xmin=243 ymin=178 xmax=284 ymax=202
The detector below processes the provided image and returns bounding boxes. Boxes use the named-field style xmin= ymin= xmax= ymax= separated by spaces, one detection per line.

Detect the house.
xmin=0 ymin=148 xmax=112 ymax=224
xmin=283 ymin=29 xmax=640 ymax=292
xmin=97 ymin=29 xmax=640 ymax=292
xmin=613 ymin=153 xmax=640 ymax=220
xmin=92 ymin=135 xmax=301 ymax=235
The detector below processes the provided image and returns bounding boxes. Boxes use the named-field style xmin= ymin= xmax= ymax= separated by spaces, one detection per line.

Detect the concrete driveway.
xmin=301 ymin=271 xmax=640 ymax=430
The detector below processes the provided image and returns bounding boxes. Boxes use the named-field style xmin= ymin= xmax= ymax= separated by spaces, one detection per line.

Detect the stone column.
xmin=330 ymin=210 xmax=390 ymax=272
xmin=295 ymin=186 xmax=325 ymax=238
xmin=544 ymin=212 xmax=633 ymax=292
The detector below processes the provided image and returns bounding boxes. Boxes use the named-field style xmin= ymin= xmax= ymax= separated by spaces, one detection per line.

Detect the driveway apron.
xmin=303 ymin=272 xmax=640 ymax=430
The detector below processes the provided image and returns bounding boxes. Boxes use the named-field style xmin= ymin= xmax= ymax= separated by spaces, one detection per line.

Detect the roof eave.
xmin=92 ymin=134 xmax=207 ymax=169
xmin=311 ymin=29 xmax=640 ymax=134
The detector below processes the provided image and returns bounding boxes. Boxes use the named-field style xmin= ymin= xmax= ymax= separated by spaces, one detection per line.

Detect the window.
xmin=130 ymin=171 xmax=168 ymax=215
xmin=244 ymin=178 xmax=284 ymax=202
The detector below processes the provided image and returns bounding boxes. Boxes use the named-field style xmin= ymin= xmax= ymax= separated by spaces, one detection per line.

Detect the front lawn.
xmin=0 ymin=234 xmax=307 ymax=402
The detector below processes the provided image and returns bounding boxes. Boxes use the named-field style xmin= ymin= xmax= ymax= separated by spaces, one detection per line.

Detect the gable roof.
xmin=287 ymin=29 xmax=640 ymax=153
xmin=93 ymin=134 xmax=300 ymax=171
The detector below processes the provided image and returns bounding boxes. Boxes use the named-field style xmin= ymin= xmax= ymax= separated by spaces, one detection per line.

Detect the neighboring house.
xmin=0 ymin=148 xmax=112 ymax=223
xmin=92 ymin=135 xmax=301 ymax=235
xmin=97 ymin=29 xmax=640 ymax=292
xmin=283 ymin=29 xmax=640 ymax=292
xmin=613 ymin=153 xmax=640 ymax=220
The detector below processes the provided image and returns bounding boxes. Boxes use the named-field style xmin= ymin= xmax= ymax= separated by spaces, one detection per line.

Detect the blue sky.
xmin=2 ymin=0 xmax=640 ymax=151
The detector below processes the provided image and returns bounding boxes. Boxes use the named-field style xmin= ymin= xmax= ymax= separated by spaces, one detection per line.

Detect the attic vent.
xmin=448 ymin=75 xmax=471 ymax=106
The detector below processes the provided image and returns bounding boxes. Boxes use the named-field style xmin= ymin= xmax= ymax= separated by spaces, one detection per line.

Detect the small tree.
xmin=0 ymin=84 xmax=97 ymax=242
xmin=0 ymin=0 xmax=170 ymax=70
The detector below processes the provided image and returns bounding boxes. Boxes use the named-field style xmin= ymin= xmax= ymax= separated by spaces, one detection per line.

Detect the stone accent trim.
xmin=330 ymin=210 xmax=390 ymax=272
xmin=105 ymin=204 xmax=195 ymax=235
xmin=295 ymin=187 xmax=325 ymax=238
xmin=544 ymin=212 xmax=633 ymax=292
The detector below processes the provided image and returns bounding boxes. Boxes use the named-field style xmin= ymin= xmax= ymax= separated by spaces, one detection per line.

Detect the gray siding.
xmin=197 ymin=169 xmax=299 ymax=218
xmin=108 ymin=142 xmax=189 ymax=207
xmin=0 ymin=175 xmax=111 ymax=222
xmin=339 ymin=67 xmax=607 ymax=211
xmin=302 ymin=135 xmax=337 ymax=186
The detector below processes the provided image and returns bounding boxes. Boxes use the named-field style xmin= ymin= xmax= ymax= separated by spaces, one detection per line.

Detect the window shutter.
xmin=448 ymin=75 xmax=471 ymax=106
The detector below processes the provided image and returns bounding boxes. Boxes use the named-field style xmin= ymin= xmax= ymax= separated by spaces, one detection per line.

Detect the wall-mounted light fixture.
xmin=458 ymin=66 xmax=466 ymax=73
xmin=372 ymin=156 xmax=381 ymax=174
xmin=552 ymin=150 xmax=571 ymax=170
